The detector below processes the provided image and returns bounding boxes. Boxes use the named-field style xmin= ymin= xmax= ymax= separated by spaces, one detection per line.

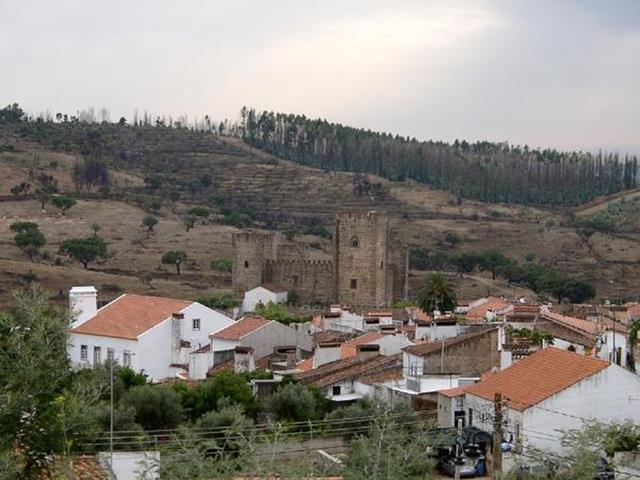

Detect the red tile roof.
xmin=466 ymin=297 xmax=510 ymax=321
xmin=297 ymin=357 xmax=314 ymax=371
xmin=71 ymin=294 xmax=191 ymax=340
xmin=210 ymin=316 xmax=270 ymax=340
xmin=344 ymin=332 xmax=385 ymax=345
xmin=439 ymin=386 xmax=470 ymax=398
xmin=540 ymin=308 xmax=602 ymax=336
xmin=403 ymin=326 xmax=498 ymax=357
xmin=464 ymin=347 xmax=610 ymax=411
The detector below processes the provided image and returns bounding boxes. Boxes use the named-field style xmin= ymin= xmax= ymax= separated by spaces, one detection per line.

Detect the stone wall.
xmin=232 ymin=231 xmax=276 ymax=297
xmin=265 ymin=259 xmax=335 ymax=304
xmin=421 ymin=329 xmax=501 ymax=375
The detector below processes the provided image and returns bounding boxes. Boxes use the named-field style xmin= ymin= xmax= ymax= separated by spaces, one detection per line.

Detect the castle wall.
xmin=265 ymin=259 xmax=335 ymax=305
xmin=232 ymin=231 xmax=276 ymax=297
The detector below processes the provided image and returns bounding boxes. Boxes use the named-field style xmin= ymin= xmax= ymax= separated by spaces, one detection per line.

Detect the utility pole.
xmin=110 ymin=357 xmax=114 ymax=468
xmin=492 ymin=392 xmax=503 ymax=479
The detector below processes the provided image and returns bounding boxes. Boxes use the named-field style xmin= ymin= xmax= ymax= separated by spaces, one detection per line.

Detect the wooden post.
xmin=493 ymin=392 xmax=503 ymax=479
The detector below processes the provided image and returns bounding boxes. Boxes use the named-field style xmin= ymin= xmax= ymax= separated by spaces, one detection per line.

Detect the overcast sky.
xmin=1 ymin=0 xmax=638 ymax=153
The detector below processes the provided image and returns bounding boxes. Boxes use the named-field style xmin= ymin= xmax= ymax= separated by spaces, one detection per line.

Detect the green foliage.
xmin=187 ymin=206 xmax=210 ymax=218
xmin=14 ymin=228 xmax=46 ymax=260
xmin=255 ymin=301 xmax=309 ymax=325
xmin=220 ymin=207 xmax=254 ymax=228
xmin=196 ymin=295 xmax=239 ymax=310
xmin=120 ymin=384 xmax=183 ymax=431
xmin=510 ymin=327 xmax=554 ymax=346
xmin=161 ymin=250 xmax=187 ymax=275
xmin=0 ymin=103 xmax=25 ymax=123
xmin=142 ymin=214 xmax=159 ymax=231
xmin=176 ymin=371 xmax=259 ymax=421
xmin=59 ymin=236 xmax=107 ymax=269
xmin=181 ymin=213 xmax=197 ymax=232
xmin=240 ymin=106 xmax=638 ymax=206
xmin=444 ymin=231 xmax=461 ymax=247
xmin=10 ymin=181 xmax=31 ymax=196
xmin=210 ymin=258 xmax=232 ymax=272
xmin=408 ymin=248 xmax=449 ymax=270
xmin=342 ymin=400 xmax=435 ymax=480
xmin=0 ymin=286 xmax=72 ymax=477
xmin=51 ymin=195 xmax=76 ymax=215
xmin=418 ymin=272 xmax=457 ymax=314
xmin=34 ymin=173 xmax=58 ymax=210
xmin=10 ymin=221 xmax=38 ymax=233
xmin=268 ymin=382 xmax=324 ymax=422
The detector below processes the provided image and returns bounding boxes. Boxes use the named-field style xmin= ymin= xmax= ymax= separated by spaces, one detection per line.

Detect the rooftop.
xmin=296 ymin=354 xmax=401 ymax=389
xmin=403 ymin=326 xmax=498 ymax=357
xmin=464 ymin=347 xmax=610 ymax=411
xmin=210 ymin=316 xmax=271 ymax=340
xmin=71 ymin=294 xmax=191 ymax=340
xmin=540 ymin=307 xmax=602 ymax=336
xmin=344 ymin=332 xmax=386 ymax=345
xmin=466 ymin=296 xmax=510 ymax=321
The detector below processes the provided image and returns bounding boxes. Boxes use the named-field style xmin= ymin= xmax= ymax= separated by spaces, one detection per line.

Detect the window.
xmin=80 ymin=345 xmax=88 ymax=361
xmin=107 ymin=348 xmax=114 ymax=362
xmin=244 ymin=260 xmax=249 ymax=268
xmin=123 ymin=351 xmax=131 ymax=367
xmin=192 ymin=318 xmax=201 ymax=331
xmin=332 ymin=385 xmax=341 ymax=396
xmin=350 ymin=278 xmax=357 ymax=289
xmin=380 ymin=261 xmax=384 ymax=269
xmin=93 ymin=346 xmax=102 ymax=364
xmin=468 ymin=408 xmax=474 ymax=426
xmin=350 ymin=236 xmax=359 ymax=248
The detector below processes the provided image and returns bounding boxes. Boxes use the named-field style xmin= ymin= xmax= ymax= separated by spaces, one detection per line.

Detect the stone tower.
xmin=334 ymin=211 xmax=391 ymax=307
xmin=232 ymin=231 xmax=276 ymax=297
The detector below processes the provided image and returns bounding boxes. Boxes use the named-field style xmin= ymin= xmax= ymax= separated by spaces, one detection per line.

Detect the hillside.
xmin=0 ymin=115 xmax=638 ymax=308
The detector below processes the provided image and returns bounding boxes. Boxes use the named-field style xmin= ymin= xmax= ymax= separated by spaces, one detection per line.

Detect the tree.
xmin=342 ymin=401 xmax=435 ymax=480
xmin=0 ymin=286 xmax=72 ymax=477
xmin=268 ymin=382 xmax=322 ymax=422
xmin=142 ymin=215 xmax=159 ymax=232
xmin=187 ymin=370 xmax=259 ymax=420
xmin=59 ymin=237 xmax=107 ymax=269
xmin=120 ymin=384 xmax=183 ymax=431
xmin=51 ymin=195 xmax=76 ymax=216
xmin=418 ymin=272 xmax=457 ymax=315
xmin=479 ymin=250 xmax=509 ymax=280
xmin=161 ymin=250 xmax=187 ymax=275
xmin=255 ymin=302 xmax=308 ymax=325
xmin=9 ymin=221 xmax=39 ymax=233
xmin=14 ymin=228 xmax=46 ymax=261
xmin=90 ymin=223 xmax=101 ymax=236
xmin=10 ymin=182 xmax=31 ymax=196
xmin=444 ymin=231 xmax=461 ymax=248
xmin=187 ymin=207 xmax=210 ymax=218
xmin=34 ymin=174 xmax=58 ymax=210
xmin=182 ymin=214 xmax=196 ymax=232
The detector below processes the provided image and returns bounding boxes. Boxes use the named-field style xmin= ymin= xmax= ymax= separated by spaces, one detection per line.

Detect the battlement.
xmin=336 ymin=210 xmax=389 ymax=222
xmin=266 ymin=259 xmax=334 ymax=270
xmin=233 ymin=231 xmax=275 ymax=243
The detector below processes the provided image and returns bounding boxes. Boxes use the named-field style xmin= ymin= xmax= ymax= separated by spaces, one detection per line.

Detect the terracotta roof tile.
xmin=466 ymin=297 xmax=510 ymax=321
xmin=464 ymin=347 xmax=610 ymax=411
xmin=540 ymin=307 xmax=602 ymax=336
xmin=71 ymin=294 xmax=191 ymax=340
xmin=439 ymin=386 xmax=470 ymax=398
xmin=296 ymin=354 xmax=401 ymax=389
xmin=210 ymin=316 xmax=271 ymax=340
xmin=344 ymin=332 xmax=386 ymax=345
xmin=297 ymin=357 xmax=314 ymax=371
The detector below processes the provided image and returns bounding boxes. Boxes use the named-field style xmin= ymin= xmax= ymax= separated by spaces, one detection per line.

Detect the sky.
xmin=1 ymin=0 xmax=639 ymax=154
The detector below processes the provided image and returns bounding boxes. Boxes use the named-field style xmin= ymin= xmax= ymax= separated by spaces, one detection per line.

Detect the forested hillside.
xmin=239 ymin=108 xmax=638 ymax=206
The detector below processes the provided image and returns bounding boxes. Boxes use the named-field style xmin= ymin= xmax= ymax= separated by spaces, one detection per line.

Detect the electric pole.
xmin=492 ymin=392 xmax=503 ymax=479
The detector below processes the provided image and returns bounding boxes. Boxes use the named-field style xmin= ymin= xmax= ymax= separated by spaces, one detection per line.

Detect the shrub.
xmin=120 ymin=384 xmax=183 ymax=431
xmin=210 ymin=259 xmax=232 ymax=272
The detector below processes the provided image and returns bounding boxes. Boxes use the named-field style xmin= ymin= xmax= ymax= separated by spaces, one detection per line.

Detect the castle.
xmin=232 ymin=211 xmax=408 ymax=307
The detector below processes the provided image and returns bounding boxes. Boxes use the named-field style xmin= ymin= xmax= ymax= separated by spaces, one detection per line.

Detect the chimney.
xmin=380 ymin=324 xmax=397 ymax=334
xmin=356 ymin=344 xmax=380 ymax=361
xmin=234 ymin=346 xmax=255 ymax=373
xmin=313 ymin=342 xmax=341 ymax=368
xmin=69 ymin=286 xmax=97 ymax=327
xmin=171 ymin=313 xmax=184 ymax=364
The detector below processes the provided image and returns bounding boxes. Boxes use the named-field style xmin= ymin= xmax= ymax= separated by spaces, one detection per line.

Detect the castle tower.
xmin=334 ymin=211 xmax=391 ymax=307
xmin=232 ymin=231 xmax=276 ymax=297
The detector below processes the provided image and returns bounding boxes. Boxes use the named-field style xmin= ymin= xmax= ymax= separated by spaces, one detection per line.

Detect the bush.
xmin=196 ymin=295 xmax=239 ymax=310
xmin=268 ymin=383 xmax=322 ymax=422
xmin=120 ymin=384 xmax=183 ymax=431
xmin=255 ymin=302 xmax=309 ymax=325
xmin=188 ymin=206 xmax=210 ymax=218
xmin=210 ymin=259 xmax=232 ymax=272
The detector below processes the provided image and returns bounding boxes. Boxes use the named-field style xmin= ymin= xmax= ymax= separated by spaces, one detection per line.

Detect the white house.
xmin=68 ymin=286 xmax=234 ymax=381
xmin=189 ymin=315 xmax=313 ymax=380
xmin=438 ymin=347 xmax=640 ymax=465
xmin=241 ymin=286 xmax=288 ymax=314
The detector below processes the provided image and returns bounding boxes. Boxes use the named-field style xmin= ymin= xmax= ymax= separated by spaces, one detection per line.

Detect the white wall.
xmin=314 ymin=346 xmax=341 ymax=368
xmin=189 ymin=351 xmax=210 ymax=380
xmin=243 ymin=321 xmax=312 ymax=360
xmin=68 ymin=333 xmax=138 ymax=370
xmin=375 ymin=335 xmax=414 ymax=356
xmin=415 ymin=323 xmax=459 ymax=341
xmin=242 ymin=287 xmax=287 ymax=314
xmin=403 ymin=351 xmax=424 ymax=377
xmin=181 ymin=303 xmax=234 ymax=351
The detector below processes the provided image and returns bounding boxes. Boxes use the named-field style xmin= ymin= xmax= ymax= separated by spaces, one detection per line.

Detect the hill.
xmin=0 ymin=107 xmax=638 ymax=307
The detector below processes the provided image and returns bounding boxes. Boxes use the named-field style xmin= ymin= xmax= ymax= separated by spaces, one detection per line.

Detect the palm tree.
xmin=418 ymin=272 xmax=457 ymax=316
